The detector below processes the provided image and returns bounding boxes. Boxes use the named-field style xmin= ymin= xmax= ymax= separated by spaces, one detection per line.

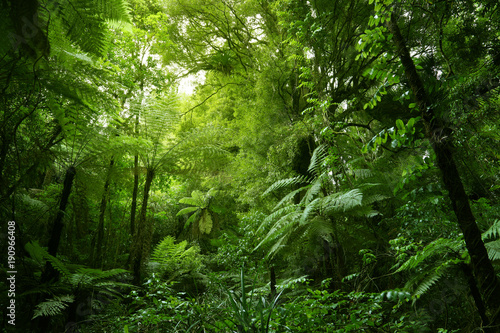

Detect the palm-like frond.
xmin=322 ymin=189 xmax=363 ymax=214
xmin=307 ymin=144 xmax=328 ymax=177
xmin=483 ymin=219 xmax=500 ymax=241
xmin=257 ymin=145 xmax=386 ymax=261
xmin=262 ymin=175 xmax=311 ymax=197
xmin=485 ymin=239 xmax=500 ymax=261
xmin=58 ymin=0 xmax=131 ymax=56
xmin=394 ymin=238 xmax=463 ymax=273
xmin=32 ymin=295 xmax=75 ymax=319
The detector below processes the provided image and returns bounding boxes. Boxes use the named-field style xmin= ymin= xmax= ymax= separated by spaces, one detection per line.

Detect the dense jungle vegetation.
xmin=1 ymin=0 xmax=500 ymax=332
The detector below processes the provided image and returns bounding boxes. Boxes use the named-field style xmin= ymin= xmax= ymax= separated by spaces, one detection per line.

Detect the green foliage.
xmin=32 ymin=294 xmax=75 ymax=319
xmin=177 ymin=188 xmax=220 ymax=236
xmin=148 ymin=236 xmax=203 ymax=280
xmin=221 ymin=268 xmax=282 ymax=332
xmin=257 ymin=145 xmax=385 ymax=260
xmin=25 ymin=241 xmax=131 ymax=320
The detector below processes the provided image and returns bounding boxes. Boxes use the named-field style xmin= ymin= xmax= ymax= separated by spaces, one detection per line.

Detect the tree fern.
xmin=257 ymin=145 xmax=384 ymax=260
xmin=56 ymin=0 xmax=131 ymax=56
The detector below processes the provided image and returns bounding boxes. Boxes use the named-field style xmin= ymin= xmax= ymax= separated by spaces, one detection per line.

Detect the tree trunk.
xmin=46 ymin=166 xmax=76 ymax=258
xmin=270 ymin=265 xmax=277 ymax=298
xmin=92 ymin=157 xmax=114 ymax=268
xmin=130 ymin=113 xmax=140 ymax=235
xmin=130 ymin=154 xmax=139 ymax=235
xmin=387 ymin=14 xmax=500 ymax=329
xmin=130 ymin=167 xmax=155 ymax=285
xmin=37 ymin=166 xmax=76 ymax=331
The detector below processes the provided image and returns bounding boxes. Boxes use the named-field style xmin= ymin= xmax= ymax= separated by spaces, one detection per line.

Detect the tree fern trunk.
xmin=130 ymin=156 xmax=139 ymax=235
xmin=92 ymin=157 xmax=114 ymax=268
xmin=130 ymin=167 xmax=155 ymax=285
xmin=37 ymin=166 xmax=76 ymax=332
xmin=387 ymin=14 xmax=500 ymax=329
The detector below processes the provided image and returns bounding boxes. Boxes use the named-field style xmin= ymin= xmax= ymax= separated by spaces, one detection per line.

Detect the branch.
xmin=181 ymin=82 xmax=242 ymax=116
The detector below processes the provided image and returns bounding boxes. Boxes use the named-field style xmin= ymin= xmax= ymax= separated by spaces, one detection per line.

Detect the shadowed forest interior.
xmin=1 ymin=0 xmax=500 ymax=332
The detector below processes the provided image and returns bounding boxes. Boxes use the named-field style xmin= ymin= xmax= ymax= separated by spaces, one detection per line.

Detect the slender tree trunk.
xmin=130 ymin=167 xmax=155 ymax=285
xmin=130 ymin=114 xmax=140 ymax=235
xmin=130 ymin=154 xmax=139 ymax=235
xmin=92 ymin=157 xmax=114 ymax=268
xmin=270 ymin=265 xmax=277 ymax=298
xmin=37 ymin=166 xmax=76 ymax=332
xmin=46 ymin=166 xmax=76 ymax=258
xmin=387 ymin=14 xmax=500 ymax=329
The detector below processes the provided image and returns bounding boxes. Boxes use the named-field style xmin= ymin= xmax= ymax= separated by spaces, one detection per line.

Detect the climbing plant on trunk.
xmin=358 ymin=0 xmax=500 ymax=328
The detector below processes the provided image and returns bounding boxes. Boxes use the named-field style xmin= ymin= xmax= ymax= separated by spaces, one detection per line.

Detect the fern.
xmin=485 ymin=239 xmax=500 ymax=261
xmin=322 ymin=189 xmax=363 ymax=214
xmin=57 ymin=0 xmax=131 ymax=56
xmin=149 ymin=236 xmax=202 ymax=278
xmin=25 ymin=241 xmax=72 ymax=280
xmin=482 ymin=219 xmax=500 ymax=241
xmin=261 ymin=175 xmax=311 ymax=197
xmin=32 ymin=295 xmax=75 ymax=319
xmin=307 ymin=144 xmax=328 ymax=177
xmin=394 ymin=238 xmax=463 ymax=273
xmin=257 ymin=145 xmax=386 ymax=261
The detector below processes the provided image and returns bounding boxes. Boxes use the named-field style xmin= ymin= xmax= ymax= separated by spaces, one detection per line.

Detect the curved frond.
xmin=307 ymin=145 xmax=328 ymax=177
xmin=262 ymin=175 xmax=311 ymax=197
xmin=274 ymin=185 xmax=310 ymax=210
xmin=485 ymin=239 xmax=500 ymax=261
xmin=395 ymin=238 xmax=463 ymax=273
xmin=483 ymin=219 xmax=500 ymax=241
xmin=176 ymin=206 xmax=200 ymax=216
xmin=322 ymin=189 xmax=363 ymax=214
xmin=32 ymin=295 xmax=75 ymax=319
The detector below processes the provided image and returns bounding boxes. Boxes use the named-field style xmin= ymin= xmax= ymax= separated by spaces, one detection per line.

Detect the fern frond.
xmin=257 ymin=204 xmax=300 ymax=232
xmin=395 ymin=238 xmax=463 ymax=273
xmin=412 ymin=267 xmax=446 ymax=298
xmin=352 ymin=168 xmax=374 ymax=180
xmin=302 ymin=174 xmax=325 ymax=206
xmin=32 ymin=295 xmax=75 ymax=319
xmin=274 ymin=185 xmax=309 ymax=210
xmin=300 ymin=198 xmax=322 ymax=225
xmin=483 ymin=219 xmax=500 ymax=241
xmin=322 ymin=189 xmax=363 ymax=214
xmin=57 ymin=0 xmax=131 ymax=56
xmin=485 ymin=239 xmax=500 ymax=261
xmin=307 ymin=145 xmax=328 ymax=177
xmin=262 ymin=175 xmax=311 ymax=197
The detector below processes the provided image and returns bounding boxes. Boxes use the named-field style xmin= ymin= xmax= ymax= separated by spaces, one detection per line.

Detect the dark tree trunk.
xmin=37 ymin=166 xmax=76 ymax=332
xmin=130 ymin=167 xmax=154 ymax=285
xmin=46 ymin=166 xmax=76 ymax=258
xmin=270 ymin=265 xmax=277 ymax=298
xmin=92 ymin=157 xmax=114 ymax=268
xmin=387 ymin=14 xmax=500 ymax=329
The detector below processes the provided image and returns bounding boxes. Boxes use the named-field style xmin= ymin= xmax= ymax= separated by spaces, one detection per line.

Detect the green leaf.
xmin=396 ymin=119 xmax=405 ymax=131
xmin=176 ymin=206 xmax=199 ymax=216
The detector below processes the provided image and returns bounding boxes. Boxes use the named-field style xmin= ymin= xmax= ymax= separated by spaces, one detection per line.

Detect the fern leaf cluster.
xmin=32 ymin=294 xmax=75 ymax=319
xmin=257 ymin=145 xmax=386 ymax=259
xmin=149 ymin=236 xmax=202 ymax=278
